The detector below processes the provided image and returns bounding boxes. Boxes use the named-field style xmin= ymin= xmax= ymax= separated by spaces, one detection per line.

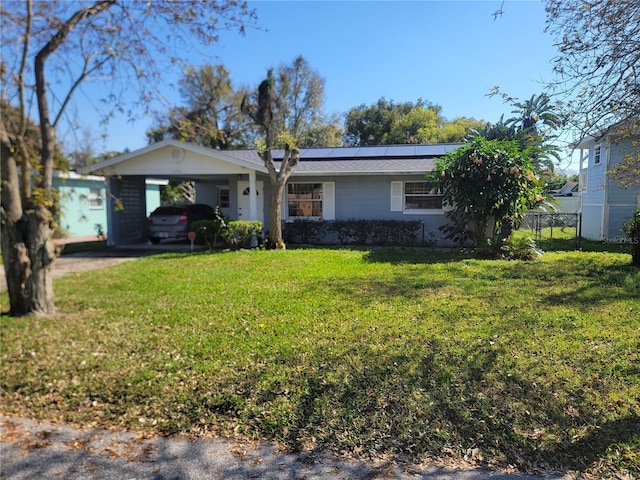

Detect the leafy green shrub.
xmin=622 ymin=209 xmax=640 ymax=266
xmin=328 ymin=220 xmax=369 ymax=245
xmin=221 ymin=220 xmax=262 ymax=249
xmin=499 ymin=235 xmax=542 ymax=260
xmin=191 ymin=207 xmax=228 ymax=250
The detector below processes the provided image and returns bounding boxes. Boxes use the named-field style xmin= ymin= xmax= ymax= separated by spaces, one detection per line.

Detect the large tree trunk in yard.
xmin=268 ymin=180 xmax=287 ymax=249
xmin=1 ymin=209 xmax=57 ymax=316
xmin=1 ymin=116 xmax=56 ymax=317
xmin=261 ymin=146 xmax=299 ymax=249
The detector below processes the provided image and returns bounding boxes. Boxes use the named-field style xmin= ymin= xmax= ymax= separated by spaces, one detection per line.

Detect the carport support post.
xmin=248 ymin=170 xmax=258 ymax=224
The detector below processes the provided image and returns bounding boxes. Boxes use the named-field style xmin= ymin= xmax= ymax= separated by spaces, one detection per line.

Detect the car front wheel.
xmin=149 ymin=238 xmax=161 ymax=245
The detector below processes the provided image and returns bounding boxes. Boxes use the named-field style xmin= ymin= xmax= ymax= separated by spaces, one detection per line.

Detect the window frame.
xmin=218 ymin=186 xmax=230 ymax=209
xmin=594 ymin=146 xmax=602 ymax=165
xmin=88 ymin=187 xmax=104 ymax=210
xmin=287 ymin=182 xmax=324 ymax=219
xmin=402 ymin=180 xmax=443 ymax=213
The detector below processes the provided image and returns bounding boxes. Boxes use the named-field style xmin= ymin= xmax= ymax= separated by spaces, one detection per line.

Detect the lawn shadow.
xmin=362 ymin=247 xmax=471 ymax=265
xmin=238 ymin=338 xmax=639 ymax=476
xmin=541 ymin=262 xmax=640 ymax=307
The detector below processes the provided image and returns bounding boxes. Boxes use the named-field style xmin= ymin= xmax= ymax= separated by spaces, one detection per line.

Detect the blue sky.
xmin=72 ymin=1 xmax=571 ymax=166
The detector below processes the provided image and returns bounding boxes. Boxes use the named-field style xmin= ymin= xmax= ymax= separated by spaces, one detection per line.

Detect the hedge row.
xmin=284 ymin=219 xmax=423 ymax=246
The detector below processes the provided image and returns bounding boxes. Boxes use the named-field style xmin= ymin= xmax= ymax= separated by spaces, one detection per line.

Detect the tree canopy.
xmin=478 ymin=91 xmax=562 ymax=172
xmin=147 ymin=64 xmax=254 ymax=149
xmin=545 ymin=0 xmax=640 ymax=136
xmin=343 ymin=98 xmax=484 ymax=146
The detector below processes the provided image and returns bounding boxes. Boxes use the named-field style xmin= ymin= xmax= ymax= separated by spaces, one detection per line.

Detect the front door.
xmin=237 ymin=181 xmax=264 ymax=224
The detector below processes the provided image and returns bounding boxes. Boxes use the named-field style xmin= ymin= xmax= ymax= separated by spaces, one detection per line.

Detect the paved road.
xmin=0 ymin=416 xmax=568 ymax=480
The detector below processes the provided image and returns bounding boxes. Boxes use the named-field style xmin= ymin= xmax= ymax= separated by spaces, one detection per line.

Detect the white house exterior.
xmin=575 ymin=123 xmax=640 ymax=241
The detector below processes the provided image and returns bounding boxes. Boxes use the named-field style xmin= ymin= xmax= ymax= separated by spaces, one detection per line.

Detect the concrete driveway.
xmin=0 ymin=241 xmax=204 ymax=293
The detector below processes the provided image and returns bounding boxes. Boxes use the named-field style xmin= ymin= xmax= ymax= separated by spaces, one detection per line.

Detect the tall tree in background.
xmin=147 ymin=64 xmax=255 ymax=149
xmin=0 ymin=0 xmax=256 ymax=316
xmin=545 ymin=0 xmax=640 ymax=136
xmin=343 ymin=98 xmax=483 ymax=146
xmin=482 ymin=90 xmax=562 ymax=172
xmin=269 ymin=55 xmax=341 ymax=148
xmin=242 ymin=57 xmax=330 ymax=248
xmin=545 ymin=0 xmax=639 ymax=187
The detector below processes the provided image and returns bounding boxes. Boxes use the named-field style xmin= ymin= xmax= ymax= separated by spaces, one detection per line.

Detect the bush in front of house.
xmin=221 ymin=220 xmax=263 ymax=249
xmin=326 ymin=219 xmax=422 ymax=246
xmin=622 ymin=208 xmax=640 ymax=266
xmin=191 ymin=207 xmax=228 ymax=250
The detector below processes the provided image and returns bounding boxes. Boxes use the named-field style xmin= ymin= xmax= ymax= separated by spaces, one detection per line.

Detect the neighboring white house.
xmin=574 ymin=121 xmax=640 ymax=241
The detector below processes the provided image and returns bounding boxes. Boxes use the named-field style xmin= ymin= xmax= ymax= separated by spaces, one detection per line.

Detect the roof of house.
xmin=81 ymin=140 xmax=463 ymax=177
xmin=227 ymin=143 xmax=462 ymax=176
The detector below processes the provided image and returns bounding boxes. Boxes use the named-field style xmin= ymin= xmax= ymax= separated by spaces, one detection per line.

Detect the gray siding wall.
xmin=607 ymin=205 xmax=637 ymax=241
xmin=605 ymin=137 xmax=640 ymax=240
xmin=286 ymin=175 xmax=453 ymax=245
xmin=581 ymin=144 xmax=606 ymax=207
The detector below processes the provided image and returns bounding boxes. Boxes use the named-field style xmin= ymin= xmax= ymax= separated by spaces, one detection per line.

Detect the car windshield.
xmin=151 ymin=206 xmax=185 ymax=216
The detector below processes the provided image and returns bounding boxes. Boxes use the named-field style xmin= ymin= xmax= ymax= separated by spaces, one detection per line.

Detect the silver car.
xmin=147 ymin=204 xmax=215 ymax=244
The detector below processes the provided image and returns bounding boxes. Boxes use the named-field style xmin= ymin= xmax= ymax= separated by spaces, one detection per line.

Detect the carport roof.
xmin=81 ymin=140 xmax=462 ymax=177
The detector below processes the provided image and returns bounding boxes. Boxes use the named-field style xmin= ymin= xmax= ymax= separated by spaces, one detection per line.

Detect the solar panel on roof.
xmin=272 ymin=143 xmax=464 ymax=160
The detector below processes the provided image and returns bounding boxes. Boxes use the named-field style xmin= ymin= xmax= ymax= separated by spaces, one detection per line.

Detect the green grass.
xmin=514 ymin=227 xmax=632 ymax=254
xmin=1 ymin=248 xmax=639 ymax=477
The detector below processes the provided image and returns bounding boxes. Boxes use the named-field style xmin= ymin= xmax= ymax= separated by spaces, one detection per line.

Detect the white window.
xmin=286 ymin=182 xmax=335 ymax=220
xmin=88 ymin=187 xmax=103 ymax=209
xmin=288 ymin=183 xmax=323 ymax=217
xmin=594 ymin=146 xmax=602 ymax=165
xmin=391 ymin=181 xmax=442 ymax=212
xmin=218 ymin=187 xmax=230 ymax=208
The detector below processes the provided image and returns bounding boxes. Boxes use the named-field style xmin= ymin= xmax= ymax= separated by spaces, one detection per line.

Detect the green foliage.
xmin=622 ymin=209 xmax=640 ymax=266
xmin=1 ymin=249 xmax=638 ymax=477
xmin=497 ymin=235 xmax=543 ymax=260
xmin=284 ymin=219 xmax=327 ymax=244
xmin=539 ymin=170 xmax=578 ymax=193
xmin=221 ymin=220 xmax=262 ymax=249
xmin=147 ymin=64 xmax=254 ymax=149
xmin=434 ymin=136 xmax=545 ymax=252
xmin=481 ymin=91 xmax=563 ymax=171
xmin=191 ymin=207 xmax=229 ymax=250
xmin=344 ymin=97 xmax=483 ymax=146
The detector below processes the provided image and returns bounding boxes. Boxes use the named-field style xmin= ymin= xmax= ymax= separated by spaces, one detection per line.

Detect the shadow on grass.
xmin=208 ymin=338 xmax=639 ymax=477
xmin=541 ymin=263 xmax=640 ymax=307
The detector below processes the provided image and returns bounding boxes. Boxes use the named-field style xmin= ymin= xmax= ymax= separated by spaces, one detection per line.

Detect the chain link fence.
xmin=519 ymin=212 xmax=582 ymax=249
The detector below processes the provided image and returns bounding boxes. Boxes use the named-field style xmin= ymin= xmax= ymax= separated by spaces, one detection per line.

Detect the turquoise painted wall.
xmin=55 ymin=175 xmax=108 ymax=239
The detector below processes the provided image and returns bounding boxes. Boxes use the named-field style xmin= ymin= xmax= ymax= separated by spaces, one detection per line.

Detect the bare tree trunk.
xmin=268 ymin=180 xmax=286 ymax=248
xmin=261 ymin=146 xmax=299 ymax=249
xmin=1 ymin=120 xmax=56 ymax=316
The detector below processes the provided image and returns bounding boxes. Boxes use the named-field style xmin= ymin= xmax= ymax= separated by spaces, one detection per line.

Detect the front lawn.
xmin=1 ymin=248 xmax=638 ymax=478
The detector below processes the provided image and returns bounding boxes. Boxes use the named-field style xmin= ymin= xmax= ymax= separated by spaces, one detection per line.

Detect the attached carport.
xmin=81 ymin=140 xmax=268 ymax=246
